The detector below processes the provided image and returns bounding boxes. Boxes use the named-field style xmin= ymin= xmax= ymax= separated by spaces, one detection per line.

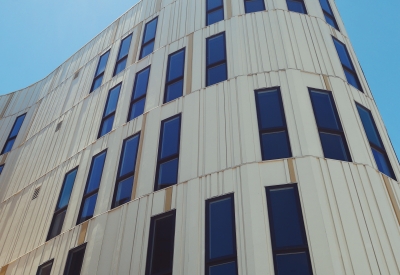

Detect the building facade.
xmin=0 ymin=0 xmax=400 ymax=274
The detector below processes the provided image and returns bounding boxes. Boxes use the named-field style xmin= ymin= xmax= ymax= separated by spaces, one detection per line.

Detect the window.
xmin=206 ymin=32 xmax=227 ymax=86
xmin=114 ymin=34 xmax=133 ymax=76
xmin=332 ymin=37 xmax=362 ymax=91
xmin=98 ymin=83 xmax=121 ymax=138
xmin=0 ymin=164 xmax=4 ymax=175
xmin=1 ymin=113 xmax=26 ymax=155
xmin=145 ymin=211 xmax=176 ymax=275
xmin=164 ymin=49 xmax=185 ymax=103
xmin=309 ymin=89 xmax=351 ymax=162
xmin=47 ymin=168 xmax=78 ymax=240
xmin=255 ymin=88 xmax=292 ymax=160
xmin=356 ymin=104 xmax=396 ymax=179
xmin=36 ymin=260 xmax=53 ymax=275
xmin=319 ymin=0 xmax=339 ymax=29
xmin=244 ymin=0 xmax=265 ymax=13
xmin=77 ymin=151 xmax=107 ymax=225
xmin=205 ymin=194 xmax=238 ymax=275
xmin=207 ymin=0 xmax=224 ymax=25
xmin=286 ymin=0 xmax=307 ymax=14
xmin=64 ymin=244 xmax=86 ymax=275
xmin=90 ymin=51 xmax=110 ymax=92
xmin=140 ymin=17 xmax=158 ymax=59
xmin=265 ymin=184 xmax=313 ymax=275
xmin=128 ymin=66 xmax=151 ymax=121
xmin=111 ymin=133 xmax=140 ymax=208
xmin=154 ymin=115 xmax=181 ymax=191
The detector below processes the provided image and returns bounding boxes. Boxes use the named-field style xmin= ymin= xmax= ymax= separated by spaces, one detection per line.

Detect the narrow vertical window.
xmin=255 ymin=88 xmax=292 ymax=160
xmin=47 ymin=168 xmax=78 ymax=240
xmin=206 ymin=32 xmax=227 ymax=86
xmin=77 ymin=151 xmax=107 ymax=225
xmin=286 ymin=0 xmax=307 ymax=14
xmin=319 ymin=0 xmax=339 ymax=29
xmin=140 ymin=17 xmax=158 ymax=60
xmin=244 ymin=0 xmax=265 ymax=13
xmin=309 ymin=89 xmax=352 ymax=162
xmin=164 ymin=48 xmax=185 ymax=103
xmin=98 ymin=83 xmax=121 ymax=138
xmin=332 ymin=37 xmax=363 ymax=91
xmin=205 ymin=194 xmax=238 ymax=275
xmin=128 ymin=66 xmax=151 ymax=121
xmin=36 ymin=260 xmax=54 ymax=275
xmin=64 ymin=244 xmax=87 ymax=275
xmin=266 ymin=184 xmax=313 ymax=275
xmin=356 ymin=104 xmax=396 ymax=179
xmin=0 ymin=164 xmax=4 ymax=175
xmin=90 ymin=51 xmax=110 ymax=92
xmin=111 ymin=133 xmax=140 ymax=208
xmin=1 ymin=113 xmax=26 ymax=155
xmin=154 ymin=115 xmax=181 ymax=191
xmin=145 ymin=211 xmax=176 ymax=275
xmin=114 ymin=34 xmax=133 ymax=76
xmin=207 ymin=0 xmax=224 ymax=26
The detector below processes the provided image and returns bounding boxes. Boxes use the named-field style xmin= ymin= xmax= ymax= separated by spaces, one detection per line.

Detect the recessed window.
xmin=309 ymin=89 xmax=352 ymax=162
xmin=77 ymin=151 xmax=107 ymax=225
xmin=90 ymin=51 xmax=110 ymax=93
xmin=1 ymin=113 xmax=26 ymax=155
xmin=145 ymin=211 xmax=176 ymax=275
xmin=206 ymin=32 xmax=228 ymax=86
xmin=64 ymin=244 xmax=87 ymax=275
xmin=244 ymin=0 xmax=265 ymax=13
xmin=0 ymin=164 xmax=4 ymax=175
xmin=356 ymin=104 xmax=396 ymax=179
xmin=319 ymin=0 xmax=339 ymax=29
xmin=205 ymin=194 xmax=238 ymax=275
xmin=207 ymin=0 xmax=224 ymax=25
xmin=255 ymin=88 xmax=292 ymax=160
xmin=265 ymin=184 xmax=313 ymax=275
xmin=114 ymin=34 xmax=133 ymax=76
xmin=140 ymin=17 xmax=158 ymax=60
xmin=164 ymin=48 xmax=185 ymax=103
xmin=286 ymin=0 xmax=307 ymax=14
xmin=47 ymin=168 xmax=78 ymax=240
xmin=155 ymin=115 xmax=181 ymax=191
xmin=36 ymin=260 xmax=53 ymax=275
xmin=128 ymin=66 xmax=151 ymax=121
xmin=111 ymin=133 xmax=140 ymax=209
xmin=98 ymin=83 xmax=121 ymax=138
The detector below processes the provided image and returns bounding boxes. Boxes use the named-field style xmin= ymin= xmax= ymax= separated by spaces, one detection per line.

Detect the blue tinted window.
xmin=140 ymin=43 xmax=155 ymax=59
xmin=245 ymin=0 xmax=266 ymax=13
xmin=9 ymin=114 xmax=26 ymax=138
xmin=0 ymin=165 xmax=4 ymax=175
xmin=98 ymin=116 xmax=114 ymax=138
xmin=207 ymin=9 xmax=224 ymax=26
xmin=47 ymin=210 xmax=67 ymax=240
xmin=157 ymin=158 xmax=179 ymax=187
xmin=255 ymin=89 xmax=285 ymax=129
xmin=114 ymin=176 xmax=134 ymax=207
xmin=160 ymin=116 xmax=181 ymax=159
xmin=104 ymin=85 xmax=121 ymax=116
xmin=129 ymin=98 xmax=146 ymax=121
xmin=309 ymin=90 xmax=340 ymax=130
xmin=133 ymin=67 xmax=151 ymax=100
xmin=261 ymin=131 xmax=291 ymax=160
xmin=96 ymin=51 xmax=110 ymax=76
xmin=207 ymin=35 xmax=226 ymax=65
xmin=319 ymin=0 xmax=332 ymax=13
xmin=2 ymin=139 xmax=15 ymax=154
xmin=333 ymin=39 xmax=353 ymax=69
xmin=118 ymin=35 xmax=132 ymax=60
xmin=85 ymin=152 xmax=107 ymax=193
xmin=356 ymin=105 xmax=382 ymax=148
xmin=209 ymin=262 xmax=237 ymax=275
xmin=207 ymin=64 xmax=228 ymax=86
xmin=344 ymin=69 xmax=362 ymax=90
xmin=140 ymin=18 xmax=158 ymax=59
xmin=372 ymin=148 xmax=393 ymax=178
xmin=276 ymin=252 xmax=313 ymax=275
xmin=324 ymin=14 xmax=338 ymax=29
xmin=79 ymin=193 xmax=98 ymax=223
xmin=119 ymin=135 xmax=140 ymax=177
xmin=57 ymin=169 xmax=78 ymax=210
xmin=165 ymin=49 xmax=185 ymax=103
xmin=287 ymin=0 xmax=307 ymax=14
xmin=91 ymin=76 xmax=103 ymax=92
xmin=320 ymin=132 xmax=349 ymax=161
xmin=208 ymin=0 xmax=223 ymax=10
xmin=165 ymin=80 xmax=184 ymax=103
xmin=114 ymin=59 xmax=128 ymax=76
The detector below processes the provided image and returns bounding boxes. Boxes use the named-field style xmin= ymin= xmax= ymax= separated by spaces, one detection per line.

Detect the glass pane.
xmin=324 ymin=14 xmax=338 ymax=29
xmin=276 ymin=252 xmax=313 ymax=275
xmin=344 ymin=68 xmax=362 ymax=91
xmin=207 ymin=34 xmax=226 ymax=65
xmin=79 ymin=193 xmax=98 ymax=223
xmin=38 ymin=262 xmax=53 ymax=275
xmin=47 ymin=210 xmax=66 ymax=240
xmin=209 ymin=261 xmax=237 ymax=275
xmin=333 ymin=38 xmax=354 ymax=70
xmin=208 ymin=197 xmax=235 ymax=259
xmin=133 ymin=68 xmax=151 ymax=99
xmin=140 ymin=41 xmax=155 ymax=59
xmin=9 ymin=114 xmax=26 ymax=138
xmin=268 ymin=187 xmax=306 ymax=249
xmin=57 ymin=169 xmax=78 ymax=210
xmin=319 ymin=0 xmax=333 ymax=13
xmin=0 ymin=165 xmax=4 ymax=175
xmin=207 ymin=8 xmax=224 ymax=26
xmin=96 ymin=51 xmax=110 ymax=76
xmin=207 ymin=63 xmax=227 ymax=86
xmin=287 ymin=0 xmax=307 ymax=14
xmin=91 ymin=75 xmax=103 ymax=92
xmin=310 ymin=90 xmax=340 ymax=130
xmin=168 ymin=50 xmax=185 ymax=81
xmin=129 ymin=98 xmax=146 ymax=121
xmin=98 ymin=115 xmax=115 ymax=138
xmin=143 ymin=18 xmax=158 ymax=44
xmin=207 ymin=0 xmax=223 ymax=10
xmin=372 ymin=148 xmax=394 ymax=178
xmin=256 ymin=89 xmax=285 ymax=129
xmin=104 ymin=85 xmax=121 ymax=117
xmin=118 ymin=35 xmax=132 ymax=60
xmin=160 ymin=116 xmax=181 ymax=159
xmin=120 ymin=135 xmax=140 ymax=177
xmin=114 ymin=176 xmax=134 ymax=207
xmin=261 ymin=131 xmax=291 ymax=160
xmin=86 ymin=152 xmax=107 ymax=193
xmin=114 ymin=58 xmax=127 ymax=76
xmin=2 ymin=139 xmax=15 ymax=154
xmin=245 ymin=0 xmax=266 ymax=13
xmin=66 ymin=247 xmax=86 ymax=275
xmin=356 ymin=105 xmax=382 ymax=148
xmin=320 ymin=132 xmax=349 ymax=161
xmin=157 ymin=158 xmax=179 ymax=188
xmin=165 ymin=80 xmax=183 ymax=103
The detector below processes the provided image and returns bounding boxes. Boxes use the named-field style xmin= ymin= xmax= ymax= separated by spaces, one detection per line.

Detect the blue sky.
xmin=0 ymin=0 xmax=399 ymax=155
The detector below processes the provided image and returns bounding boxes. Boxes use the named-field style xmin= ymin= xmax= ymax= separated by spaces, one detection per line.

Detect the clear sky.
xmin=0 ymin=0 xmax=399 ymax=155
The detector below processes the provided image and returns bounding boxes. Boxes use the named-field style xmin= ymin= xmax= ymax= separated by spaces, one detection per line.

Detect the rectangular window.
xmin=205 ymin=194 xmax=238 ymax=275
xmin=207 ymin=0 xmax=224 ymax=25
xmin=77 ymin=151 xmax=107 ymax=225
xmin=1 ymin=113 xmax=26 ymax=155
xmin=145 ymin=211 xmax=176 ymax=275
xmin=309 ymin=89 xmax=352 ymax=162
xmin=244 ymin=0 xmax=265 ymax=13
xmin=154 ymin=115 xmax=181 ymax=191
xmin=332 ymin=37 xmax=362 ymax=91
xmin=206 ymin=32 xmax=228 ymax=86
xmin=287 ymin=0 xmax=307 ymax=14
xmin=114 ymin=34 xmax=133 ymax=76
xmin=266 ymin=184 xmax=313 ymax=275
xmin=36 ymin=260 xmax=53 ymax=275
xmin=319 ymin=0 xmax=339 ymax=29
xmin=140 ymin=17 xmax=158 ymax=60
xmin=255 ymin=88 xmax=292 ymax=160
xmin=164 ymin=48 xmax=185 ymax=103
xmin=64 ymin=244 xmax=87 ymax=275
xmin=128 ymin=66 xmax=151 ymax=121
xmin=98 ymin=83 xmax=121 ymax=138
xmin=356 ymin=104 xmax=396 ymax=179
xmin=47 ymin=168 xmax=78 ymax=240
xmin=111 ymin=133 xmax=141 ymax=208
xmin=90 ymin=51 xmax=110 ymax=92
xmin=0 ymin=164 xmax=4 ymax=175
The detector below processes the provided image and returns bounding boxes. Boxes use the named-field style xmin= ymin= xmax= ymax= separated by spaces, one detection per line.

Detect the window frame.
xmin=63 ymin=243 xmax=87 ymax=275
xmin=206 ymin=0 xmax=224 ymax=26
xmin=98 ymin=83 xmax=122 ymax=139
xmin=90 ymin=50 xmax=110 ymax=93
xmin=244 ymin=0 xmax=266 ymax=14
xmin=164 ymin=48 xmax=186 ymax=103
xmin=1 ymin=113 xmax=26 ymax=155
xmin=139 ymin=17 xmax=158 ymax=60
xmin=127 ymin=66 xmax=151 ymax=122
xmin=113 ymin=33 xmax=133 ymax=76
xmin=36 ymin=259 xmax=54 ymax=275
xmin=206 ymin=32 xmax=228 ymax=87
xmin=286 ymin=0 xmax=308 ymax=14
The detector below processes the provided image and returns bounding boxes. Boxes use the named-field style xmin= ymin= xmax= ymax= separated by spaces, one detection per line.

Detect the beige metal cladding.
xmin=0 ymin=0 xmax=399 ymax=274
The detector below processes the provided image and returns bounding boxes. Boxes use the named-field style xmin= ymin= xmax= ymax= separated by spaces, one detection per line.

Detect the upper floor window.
xmin=164 ymin=48 xmax=185 ymax=103
xmin=207 ymin=0 xmax=224 ymax=25
xmin=1 ymin=113 xmax=26 ymax=155
xmin=0 ymin=164 xmax=4 ymax=175
xmin=114 ymin=34 xmax=133 ymax=76
xmin=140 ymin=17 xmax=158 ymax=60
xmin=98 ymin=83 xmax=121 ymax=138
xmin=206 ymin=32 xmax=227 ymax=86
xmin=287 ymin=0 xmax=307 ymax=14
xmin=64 ymin=244 xmax=87 ymax=275
xmin=128 ymin=66 xmax=151 ymax=121
xmin=319 ymin=0 xmax=339 ymax=29
xmin=90 ymin=51 xmax=110 ymax=92
xmin=36 ymin=260 xmax=53 ymax=275
xmin=244 ymin=0 xmax=265 ymax=13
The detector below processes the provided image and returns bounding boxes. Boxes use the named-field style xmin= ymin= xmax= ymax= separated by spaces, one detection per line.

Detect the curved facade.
xmin=1 ymin=0 xmax=400 ymax=274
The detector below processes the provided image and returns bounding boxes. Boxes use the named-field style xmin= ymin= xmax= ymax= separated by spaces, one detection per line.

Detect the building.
xmin=0 ymin=0 xmax=400 ymax=274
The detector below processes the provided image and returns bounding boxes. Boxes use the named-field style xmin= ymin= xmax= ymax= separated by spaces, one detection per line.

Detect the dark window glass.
xmin=309 ymin=90 xmax=340 ymax=130
xmin=207 ymin=0 xmax=224 ymax=25
xmin=64 ymin=244 xmax=86 ymax=275
xmin=128 ymin=67 xmax=151 ymax=121
xmin=36 ymin=260 xmax=53 ymax=275
xmin=206 ymin=33 xmax=228 ymax=86
xmin=98 ymin=84 xmax=121 ymax=138
xmin=319 ymin=0 xmax=339 ymax=29
xmin=145 ymin=211 xmax=176 ymax=275
xmin=140 ymin=18 xmax=158 ymax=59
xmin=287 ymin=0 xmax=307 ymax=14
xmin=244 ymin=0 xmax=266 ymax=13
xmin=114 ymin=34 xmax=133 ymax=76
xmin=1 ymin=113 xmax=26 ymax=155
xmin=0 ymin=164 xmax=4 ymax=175
xmin=261 ymin=131 xmax=291 ymax=160
xmin=90 ymin=51 xmax=110 ymax=93
xmin=209 ymin=262 xmax=237 ymax=275
xmin=57 ymin=169 xmax=78 ymax=209
xmin=266 ymin=184 xmax=313 ymax=275
xmin=164 ymin=49 xmax=185 ymax=103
